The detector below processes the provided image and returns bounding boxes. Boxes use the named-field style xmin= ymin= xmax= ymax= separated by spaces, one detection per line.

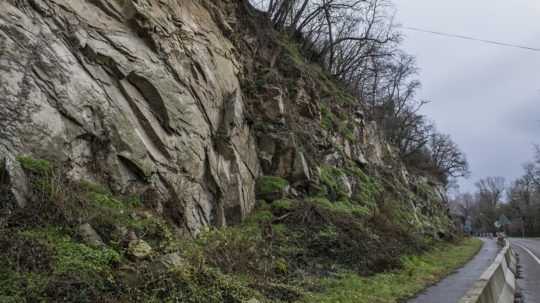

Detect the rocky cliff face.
xmin=0 ymin=0 xmax=450 ymax=236
xmin=1 ymin=0 xmax=262 ymax=233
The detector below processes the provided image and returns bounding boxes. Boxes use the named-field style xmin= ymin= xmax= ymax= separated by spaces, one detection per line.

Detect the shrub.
xmin=132 ymin=265 xmax=260 ymax=303
xmin=16 ymin=156 xmax=52 ymax=175
xmin=192 ymin=225 xmax=269 ymax=276
xmin=319 ymin=166 xmax=350 ymax=201
xmin=271 ymin=199 xmax=297 ymax=213
xmin=20 ymin=228 xmax=120 ymax=278
xmin=256 ymin=176 xmax=289 ymax=201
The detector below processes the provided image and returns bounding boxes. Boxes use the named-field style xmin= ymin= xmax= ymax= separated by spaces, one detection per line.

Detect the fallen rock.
xmin=151 ymin=253 xmax=186 ymax=273
xmin=261 ymin=86 xmax=286 ymax=121
xmin=128 ymin=239 xmax=153 ymax=259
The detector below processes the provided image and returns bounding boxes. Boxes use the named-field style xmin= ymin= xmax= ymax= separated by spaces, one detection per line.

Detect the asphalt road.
xmin=510 ymin=238 xmax=540 ymax=303
xmin=409 ymin=239 xmax=499 ymax=303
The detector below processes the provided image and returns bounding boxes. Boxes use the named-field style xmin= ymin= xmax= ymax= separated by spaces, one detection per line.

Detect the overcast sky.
xmin=394 ymin=0 xmax=540 ymax=192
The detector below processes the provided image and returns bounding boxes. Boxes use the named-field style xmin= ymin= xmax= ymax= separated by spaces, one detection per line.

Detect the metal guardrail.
xmin=458 ymin=240 xmax=517 ymax=303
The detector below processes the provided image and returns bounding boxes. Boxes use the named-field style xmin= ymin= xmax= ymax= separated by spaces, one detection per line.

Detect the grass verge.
xmin=304 ymin=237 xmax=483 ymax=303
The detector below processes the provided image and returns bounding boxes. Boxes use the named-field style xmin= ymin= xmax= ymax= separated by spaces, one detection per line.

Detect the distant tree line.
xmin=248 ymin=0 xmax=469 ymax=185
xmin=453 ymin=147 xmax=540 ymax=236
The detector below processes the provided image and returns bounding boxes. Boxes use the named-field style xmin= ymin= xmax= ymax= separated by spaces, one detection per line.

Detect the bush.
xmin=256 ymin=176 xmax=289 ymax=201
xmin=132 ymin=265 xmax=260 ymax=303
xmin=20 ymin=228 xmax=120 ymax=276
xmin=16 ymin=156 xmax=53 ymax=175
xmin=271 ymin=199 xmax=297 ymax=213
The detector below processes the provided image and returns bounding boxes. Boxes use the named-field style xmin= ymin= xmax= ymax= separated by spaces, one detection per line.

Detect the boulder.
xmin=128 ymin=239 xmax=153 ymax=259
xmin=260 ymin=86 xmax=286 ymax=121
xmin=151 ymin=253 xmax=186 ymax=273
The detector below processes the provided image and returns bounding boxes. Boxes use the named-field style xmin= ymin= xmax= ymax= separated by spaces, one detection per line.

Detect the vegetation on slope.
xmin=0 ymin=156 xmax=463 ymax=302
xmin=244 ymin=0 xmax=470 ymax=186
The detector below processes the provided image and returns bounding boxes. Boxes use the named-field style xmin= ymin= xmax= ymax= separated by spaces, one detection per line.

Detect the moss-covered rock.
xmin=256 ymin=176 xmax=289 ymax=202
xmin=271 ymin=199 xmax=297 ymax=213
xmin=128 ymin=239 xmax=153 ymax=259
xmin=319 ymin=165 xmax=352 ymax=201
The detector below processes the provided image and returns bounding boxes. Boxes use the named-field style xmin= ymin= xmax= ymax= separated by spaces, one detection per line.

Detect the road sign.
xmin=464 ymin=222 xmax=472 ymax=234
xmin=499 ymin=215 xmax=511 ymax=226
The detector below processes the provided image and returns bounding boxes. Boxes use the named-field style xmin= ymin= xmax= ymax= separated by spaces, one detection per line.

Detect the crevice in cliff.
xmin=126 ymin=71 xmax=173 ymax=133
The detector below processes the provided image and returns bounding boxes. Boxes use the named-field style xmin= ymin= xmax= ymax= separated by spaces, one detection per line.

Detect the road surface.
xmin=408 ymin=239 xmax=499 ymax=303
xmin=510 ymin=238 xmax=540 ymax=302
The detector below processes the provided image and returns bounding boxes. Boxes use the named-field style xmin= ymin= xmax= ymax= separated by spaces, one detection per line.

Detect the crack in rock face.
xmin=0 ymin=0 xmax=259 ymax=234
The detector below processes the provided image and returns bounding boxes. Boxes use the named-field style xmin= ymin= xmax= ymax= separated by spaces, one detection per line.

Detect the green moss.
xmin=245 ymin=210 xmax=274 ymax=225
xmin=319 ymin=166 xmax=341 ymax=189
xmin=338 ymin=120 xmax=356 ymax=141
xmin=0 ymin=227 xmax=121 ymax=302
xmin=16 ymin=156 xmax=52 ymax=175
xmin=90 ymin=192 xmax=125 ymax=209
xmin=319 ymin=165 xmax=351 ymax=201
xmin=20 ymin=228 xmax=120 ymax=277
xmin=72 ymin=184 xmax=168 ymax=249
xmin=308 ymin=196 xmax=371 ymax=218
xmin=320 ymin=105 xmax=336 ymax=130
xmin=256 ymin=176 xmax=289 ymax=196
xmin=0 ymin=271 xmax=48 ymax=302
xmin=272 ymin=199 xmax=296 ymax=212
xmin=86 ymin=184 xmax=142 ymax=210
xmin=346 ymin=165 xmax=382 ymax=209
xmin=123 ymin=194 xmax=143 ymax=208
xmin=78 ymin=180 xmax=110 ymax=195
xmin=321 ymin=108 xmax=357 ymax=141
xmin=275 ymin=258 xmax=289 ymax=275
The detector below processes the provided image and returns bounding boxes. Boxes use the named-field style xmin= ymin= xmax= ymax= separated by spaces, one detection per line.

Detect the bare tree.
xmin=248 ymin=0 xmax=469 ymax=185
xmin=429 ymin=132 xmax=470 ymax=180
xmin=476 ymin=177 xmax=506 ymax=208
xmin=457 ymin=192 xmax=476 ymax=220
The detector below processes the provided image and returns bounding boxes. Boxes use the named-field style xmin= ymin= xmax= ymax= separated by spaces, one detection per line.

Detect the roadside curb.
xmin=458 ymin=240 xmax=517 ymax=303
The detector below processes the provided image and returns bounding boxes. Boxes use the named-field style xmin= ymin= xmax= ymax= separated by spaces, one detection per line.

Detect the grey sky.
xmin=394 ymin=0 xmax=540 ymax=192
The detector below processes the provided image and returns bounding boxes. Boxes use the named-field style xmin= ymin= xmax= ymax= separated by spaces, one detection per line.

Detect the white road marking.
xmin=514 ymin=243 xmax=540 ymax=265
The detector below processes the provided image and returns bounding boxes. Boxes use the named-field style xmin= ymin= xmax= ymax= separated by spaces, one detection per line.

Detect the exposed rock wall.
xmin=0 ymin=0 xmax=259 ymax=233
xmin=0 ymin=0 xmax=452 ymax=236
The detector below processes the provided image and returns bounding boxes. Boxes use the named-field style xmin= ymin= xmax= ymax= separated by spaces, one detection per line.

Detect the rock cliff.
xmin=1 ymin=0 xmax=261 ymax=233
xmin=0 ymin=0 xmax=451 ymax=236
